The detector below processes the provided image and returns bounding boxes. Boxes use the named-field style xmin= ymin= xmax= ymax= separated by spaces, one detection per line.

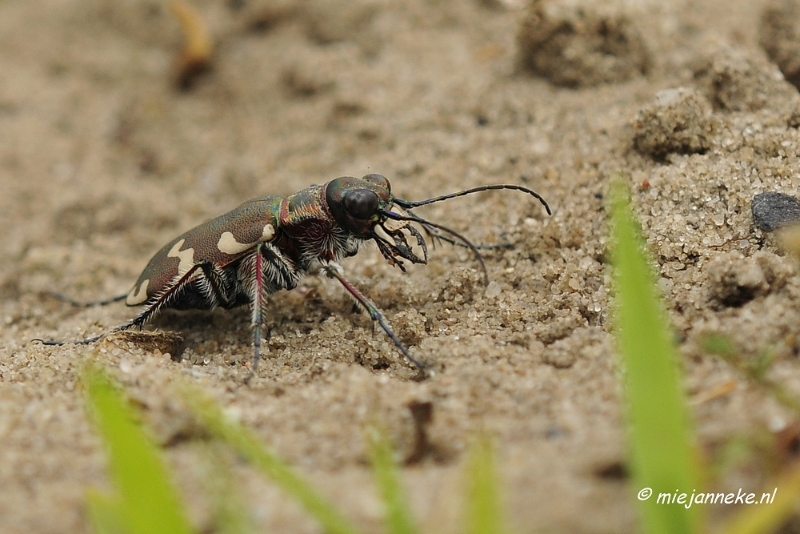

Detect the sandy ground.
xmin=3 ymin=0 xmax=800 ymax=532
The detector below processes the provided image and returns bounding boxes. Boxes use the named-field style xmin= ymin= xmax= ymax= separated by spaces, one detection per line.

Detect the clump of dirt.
xmin=760 ymin=0 xmax=800 ymax=89
xmin=693 ymin=46 xmax=799 ymax=112
xmin=517 ymin=0 xmax=650 ymax=86
xmin=706 ymin=251 xmax=792 ymax=308
xmin=631 ymin=87 xmax=718 ymax=159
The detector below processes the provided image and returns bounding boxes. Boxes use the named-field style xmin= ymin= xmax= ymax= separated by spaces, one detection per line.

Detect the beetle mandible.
xmin=40 ymin=174 xmax=551 ymax=378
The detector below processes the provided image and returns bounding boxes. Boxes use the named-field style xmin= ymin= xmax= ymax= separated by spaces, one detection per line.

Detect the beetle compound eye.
xmin=344 ymin=189 xmax=379 ymax=219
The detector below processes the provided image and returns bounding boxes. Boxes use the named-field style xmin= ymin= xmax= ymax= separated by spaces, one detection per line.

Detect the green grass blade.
xmin=181 ymin=384 xmax=362 ymax=534
xmin=464 ymin=435 xmax=506 ymax=534
xmin=83 ymin=365 xmax=194 ymax=534
xmin=366 ymin=426 xmax=417 ymax=534
xmin=609 ymin=180 xmax=699 ymax=534
xmin=85 ymin=489 xmax=128 ymax=534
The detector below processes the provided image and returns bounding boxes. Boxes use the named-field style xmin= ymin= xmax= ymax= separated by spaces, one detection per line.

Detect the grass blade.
xmin=83 ymin=364 xmax=194 ymax=534
xmin=366 ymin=426 xmax=417 ymax=534
xmin=181 ymin=384 xmax=362 ymax=534
xmin=609 ymin=180 xmax=700 ymax=534
xmin=464 ymin=435 xmax=506 ymax=534
xmin=85 ymin=489 xmax=128 ymax=534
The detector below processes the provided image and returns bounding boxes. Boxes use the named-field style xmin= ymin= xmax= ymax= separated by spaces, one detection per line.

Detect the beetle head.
xmin=327 ymin=174 xmax=552 ymax=281
xmin=325 ymin=174 xmax=428 ymax=270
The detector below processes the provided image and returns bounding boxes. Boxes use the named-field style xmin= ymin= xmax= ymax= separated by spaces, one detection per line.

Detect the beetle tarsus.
xmin=247 ymin=243 xmax=267 ymax=383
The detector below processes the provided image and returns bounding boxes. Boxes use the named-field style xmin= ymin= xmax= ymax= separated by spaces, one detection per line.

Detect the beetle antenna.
xmin=410 ymin=209 xmax=513 ymax=251
xmin=382 ymin=210 xmax=489 ymax=285
xmin=394 ymin=184 xmax=552 ymax=215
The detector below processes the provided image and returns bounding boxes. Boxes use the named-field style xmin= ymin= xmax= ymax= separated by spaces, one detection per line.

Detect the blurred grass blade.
xmin=464 ymin=435 xmax=506 ymax=534
xmin=719 ymin=461 xmax=800 ymax=534
xmin=366 ymin=426 xmax=417 ymax=534
xmin=610 ymin=180 xmax=699 ymax=534
xmin=84 ymin=365 xmax=194 ymax=534
xmin=85 ymin=489 xmax=128 ymax=534
xmin=200 ymin=444 xmax=255 ymax=534
xmin=182 ymin=384 xmax=362 ymax=534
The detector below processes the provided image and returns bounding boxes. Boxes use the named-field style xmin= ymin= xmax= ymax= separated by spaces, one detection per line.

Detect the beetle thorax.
xmin=294 ymin=219 xmax=362 ymax=267
xmin=278 ymin=184 xmax=363 ymax=269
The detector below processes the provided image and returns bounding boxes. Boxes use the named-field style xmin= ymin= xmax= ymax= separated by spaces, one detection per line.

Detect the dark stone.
xmin=752 ymin=192 xmax=800 ymax=232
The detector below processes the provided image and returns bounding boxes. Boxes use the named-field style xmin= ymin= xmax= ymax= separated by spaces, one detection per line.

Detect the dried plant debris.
xmin=752 ymin=192 xmax=800 ymax=232
xmin=760 ymin=0 xmax=800 ymax=90
xmin=517 ymin=0 xmax=650 ymax=87
xmin=104 ymin=330 xmax=186 ymax=360
xmin=693 ymin=46 xmax=798 ymax=112
xmin=170 ymin=0 xmax=213 ymax=90
xmin=631 ymin=87 xmax=718 ymax=159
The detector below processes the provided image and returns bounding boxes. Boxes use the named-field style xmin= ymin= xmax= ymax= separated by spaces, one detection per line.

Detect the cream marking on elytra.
xmin=262 ymin=223 xmax=276 ymax=242
xmin=167 ymin=239 xmax=196 ymax=275
xmin=126 ymin=279 xmax=150 ymax=305
xmin=217 ymin=232 xmax=252 ymax=255
xmin=217 ymin=223 xmax=276 ymax=255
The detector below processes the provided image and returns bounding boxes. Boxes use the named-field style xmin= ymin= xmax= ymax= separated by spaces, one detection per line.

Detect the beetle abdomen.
xmin=126 ymin=196 xmax=282 ymax=307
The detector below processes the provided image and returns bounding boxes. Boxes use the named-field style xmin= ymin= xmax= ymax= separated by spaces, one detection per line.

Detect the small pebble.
xmin=751 ymin=192 xmax=800 ymax=231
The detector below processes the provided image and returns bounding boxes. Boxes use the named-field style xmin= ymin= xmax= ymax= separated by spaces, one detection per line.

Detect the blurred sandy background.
xmin=2 ymin=0 xmax=800 ymax=532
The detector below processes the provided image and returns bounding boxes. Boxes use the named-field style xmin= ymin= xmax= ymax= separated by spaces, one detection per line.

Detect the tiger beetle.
xmin=38 ymin=174 xmax=551 ymax=379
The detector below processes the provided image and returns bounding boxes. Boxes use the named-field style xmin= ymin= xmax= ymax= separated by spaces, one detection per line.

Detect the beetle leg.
xmin=42 ymin=292 xmax=128 ymax=308
xmin=197 ymin=260 xmax=238 ymax=308
xmin=259 ymin=243 xmax=298 ymax=291
xmin=321 ymin=262 xmax=427 ymax=376
xmin=36 ymin=261 xmax=227 ymax=347
xmin=243 ymin=243 xmax=270 ymax=383
xmin=133 ymin=260 xmax=236 ymax=326
xmin=373 ymin=237 xmax=407 ymax=271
